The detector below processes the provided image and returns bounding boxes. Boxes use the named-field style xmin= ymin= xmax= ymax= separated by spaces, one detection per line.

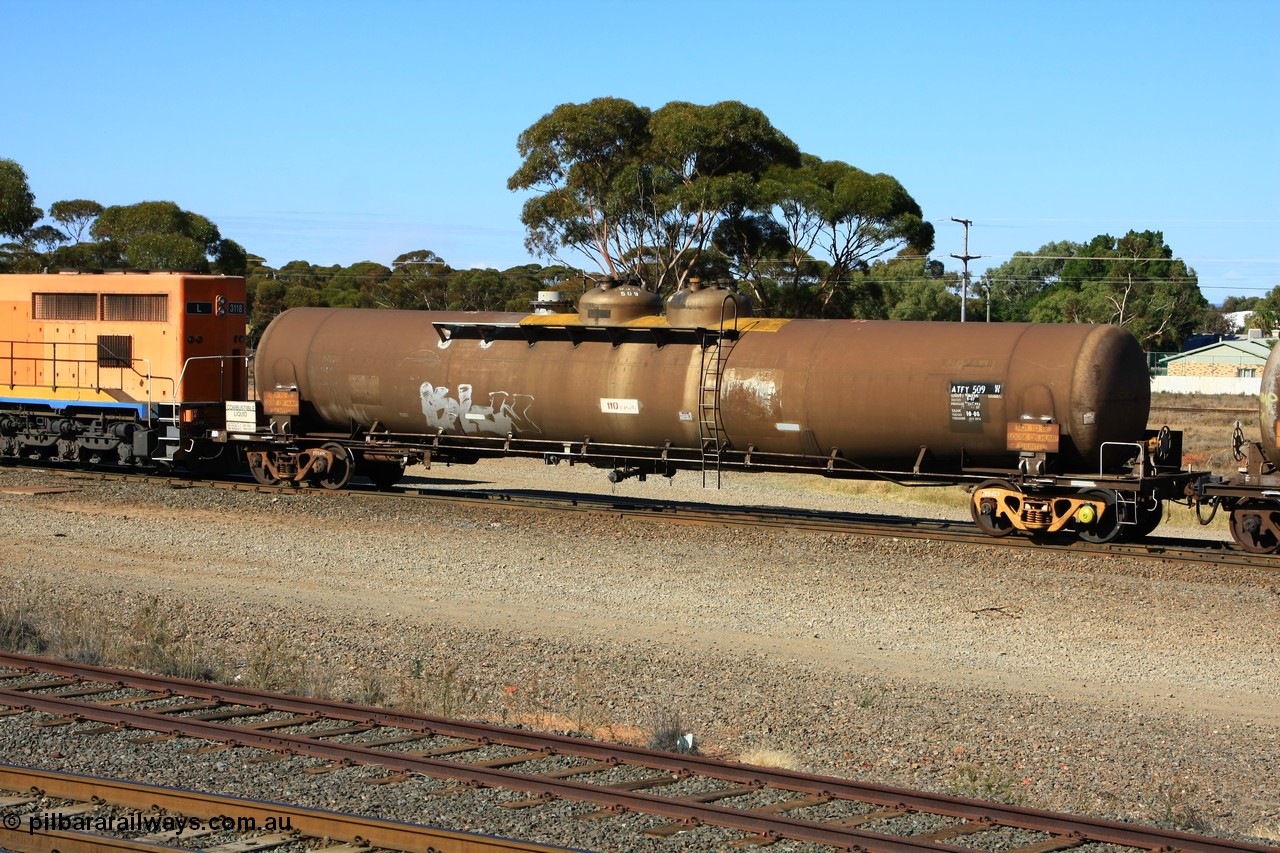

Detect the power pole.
xmin=950 ymin=217 xmax=981 ymax=323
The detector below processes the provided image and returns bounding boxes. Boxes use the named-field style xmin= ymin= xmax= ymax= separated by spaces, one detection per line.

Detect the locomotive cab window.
xmin=97 ymin=335 xmax=133 ymax=368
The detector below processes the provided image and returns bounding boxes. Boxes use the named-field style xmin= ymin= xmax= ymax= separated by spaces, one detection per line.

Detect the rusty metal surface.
xmin=576 ymin=280 xmax=662 ymax=325
xmin=255 ymin=307 xmax=706 ymax=449
xmin=0 ymin=687 xmax=972 ymax=852
xmin=0 ymin=764 xmax=567 ymax=853
xmin=256 ymin=309 xmax=1149 ymax=472
xmin=719 ymin=320 xmax=1148 ymax=469
xmin=1259 ymin=343 xmax=1280 ymax=467
xmin=664 ymin=280 xmax=752 ymax=327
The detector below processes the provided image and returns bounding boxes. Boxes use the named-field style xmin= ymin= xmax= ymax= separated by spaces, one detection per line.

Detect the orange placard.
xmin=262 ymin=389 xmax=300 ymax=415
xmin=1007 ymin=421 xmax=1060 ymax=453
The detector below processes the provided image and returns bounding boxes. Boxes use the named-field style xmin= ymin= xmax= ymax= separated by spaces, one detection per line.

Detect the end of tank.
xmin=1069 ymin=325 xmax=1151 ymax=462
xmin=1259 ymin=343 xmax=1280 ymax=467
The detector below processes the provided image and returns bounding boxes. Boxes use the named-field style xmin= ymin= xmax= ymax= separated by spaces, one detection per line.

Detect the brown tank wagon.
xmin=255 ymin=309 xmax=1148 ymax=467
xmin=238 ymin=293 xmax=1193 ymax=544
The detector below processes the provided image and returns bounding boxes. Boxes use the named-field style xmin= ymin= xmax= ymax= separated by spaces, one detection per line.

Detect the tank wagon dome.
xmin=577 ymin=278 xmax=662 ymax=326
xmin=665 ymin=279 xmax=753 ymax=328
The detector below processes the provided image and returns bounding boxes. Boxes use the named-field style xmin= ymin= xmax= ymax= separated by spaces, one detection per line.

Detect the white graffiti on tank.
xmin=419 ymin=382 xmax=540 ymax=435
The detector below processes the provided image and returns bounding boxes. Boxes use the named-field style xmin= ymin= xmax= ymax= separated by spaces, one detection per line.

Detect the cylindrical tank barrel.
xmin=255 ymin=309 xmax=1150 ymax=469
xmin=717 ymin=320 xmax=1148 ymax=467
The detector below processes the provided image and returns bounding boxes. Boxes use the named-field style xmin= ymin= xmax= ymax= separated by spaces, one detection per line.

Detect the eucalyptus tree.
xmin=509 ymin=98 xmax=800 ymax=296
xmin=508 ymin=98 xmax=651 ymax=282
xmin=0 ymin=158 xmax=41 ymax=240
xmin=375 ymin=249 xmax=453 ymax=309
xmin=91 ymin=200 xmax=245 ymax=274
xmin=49 ymin=199 xmax=104 ymax=243
xmin=1025 ymin=231 xmax=1206 ymax=349
xmin=978 ymin=240 xmax=1077 ymax=322
xmin=756 ymin=155 xmax=934 ymax=316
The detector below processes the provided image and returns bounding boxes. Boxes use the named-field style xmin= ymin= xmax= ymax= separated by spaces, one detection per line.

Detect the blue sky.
xmin=3 ymin=0 xmax=1277 ymax=302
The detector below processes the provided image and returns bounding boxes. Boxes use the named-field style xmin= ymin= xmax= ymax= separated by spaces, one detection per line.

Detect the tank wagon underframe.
xmin=237 ymin=417 xmax=1193 ymax=539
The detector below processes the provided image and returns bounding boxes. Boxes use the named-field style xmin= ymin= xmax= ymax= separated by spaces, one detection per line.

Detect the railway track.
xmin=19 ymin=462 xmax=1279 ymax=571
xmin=0 ymin=764 xmax=562 ymax=853
xmin=0 ymin=652 xmax=1272 ymax=853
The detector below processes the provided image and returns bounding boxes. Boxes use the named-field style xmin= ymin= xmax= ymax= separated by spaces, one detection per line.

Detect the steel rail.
xmin=0 ymin=654 xmax=1272 ymax=853
xmin=0 ymin=763 xmax=569 ymax=853
xmin=0 ymin=685 xmax=977 ymax=853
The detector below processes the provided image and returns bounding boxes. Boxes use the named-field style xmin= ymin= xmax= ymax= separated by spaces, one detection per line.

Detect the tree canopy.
xmin=49 ymin=199 xmax=104 ymax=243
xmin=510 ymin=98 xmax=808 ymax=296
xmin=509 ymin=98 xmax=935 ymax=311
xmin=981 ymin=231 xmax=1207 ymax=349
xmin=0 ymin=159 xmax=42 ymax=241
xmin=90 ymin=201 xmax=246 ymax=274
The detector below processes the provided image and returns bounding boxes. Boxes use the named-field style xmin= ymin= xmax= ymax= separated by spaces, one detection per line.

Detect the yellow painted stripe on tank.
xmin=735 ymin=317 xmax=791 ymax=332
xmin=518 ymin=314 xmax=791 ymax=332
xmin=518 ymin=313 xmax=585 ymax=326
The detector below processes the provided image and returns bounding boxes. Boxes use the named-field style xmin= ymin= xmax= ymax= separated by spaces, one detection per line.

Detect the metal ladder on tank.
xmin=697 ymin=298 xmax=741 ymax=488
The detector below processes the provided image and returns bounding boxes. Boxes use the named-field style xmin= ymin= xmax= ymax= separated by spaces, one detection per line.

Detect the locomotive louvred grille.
xmin=32 ymin=293 xmax=96 ymax=320
xmin=97 ymin=335 xmax=133 ymax=368
xmin=102 ymin=294 xmax=168 ymax=322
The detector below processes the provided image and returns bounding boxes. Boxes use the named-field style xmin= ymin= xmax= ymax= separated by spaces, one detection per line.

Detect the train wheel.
xmin=317 ymin=443 xmax=354 ymax=490
xmin=1228 ymin=501 xmax=1280 ymax=554
xmin=247 ymin=454 xmax=281 ymax=486
xmin=1076 ymin=489 xmax=1123 ymax=544
xmin=364 ymin=460 xmax=404 ymax=490
xmin=970 ymin=479 xmax=1017 ymax=537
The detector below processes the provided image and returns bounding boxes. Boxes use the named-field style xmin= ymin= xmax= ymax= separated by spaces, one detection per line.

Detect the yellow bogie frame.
xmin=971 ymin=482 xmax=1109 ymax=537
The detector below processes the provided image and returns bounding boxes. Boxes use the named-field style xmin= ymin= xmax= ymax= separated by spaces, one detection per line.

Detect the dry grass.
xmin=729 ymin=470 xmax=970 ymax=514
xmin=1252 ymin=820 xmax=1280 ymax=843
xmin=1150 ymin=392 xmax=1257 ymax=476
xmin=0 ymin=585 xmax=224 ymax=681
xmin=944 ymin=761 xmax=1027 ymax=805
xmin=738 ymin=747 xmax=802 ymax=770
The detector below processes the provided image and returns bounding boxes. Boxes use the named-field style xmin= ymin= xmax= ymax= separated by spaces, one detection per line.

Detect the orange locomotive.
xmin=0 ymin=272 xmax=248 ymax=472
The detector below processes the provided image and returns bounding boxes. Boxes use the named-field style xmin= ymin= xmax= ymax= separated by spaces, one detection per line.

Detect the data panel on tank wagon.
xmin=949 ymin=381 xmax=1002 ymax=429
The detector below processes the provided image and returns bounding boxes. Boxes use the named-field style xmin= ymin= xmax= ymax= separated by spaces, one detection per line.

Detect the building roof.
xmin=1161 ymin=338 xmax=1275 ymax=365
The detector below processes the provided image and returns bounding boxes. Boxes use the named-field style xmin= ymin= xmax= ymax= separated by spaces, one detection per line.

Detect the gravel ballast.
xmin=0 ymin=461 xmax=1276 ymax=850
